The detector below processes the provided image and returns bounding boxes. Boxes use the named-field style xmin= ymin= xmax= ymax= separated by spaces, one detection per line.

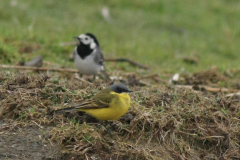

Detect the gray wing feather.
xmin=94 ymin=47 xmax=104 ymax=66
xmin=94 ymin=47 xmax=110 ymax=79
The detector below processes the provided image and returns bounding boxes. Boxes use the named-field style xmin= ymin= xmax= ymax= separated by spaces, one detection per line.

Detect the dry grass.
xmin=0 ymin=69 xmax=240 ymax=159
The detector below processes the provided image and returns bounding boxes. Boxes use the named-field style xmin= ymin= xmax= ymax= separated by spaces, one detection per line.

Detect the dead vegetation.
xmin=0 ymin=69 xmax=240 ymax=159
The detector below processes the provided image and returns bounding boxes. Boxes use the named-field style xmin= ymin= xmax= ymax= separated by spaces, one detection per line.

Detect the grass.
xmin=1 ymin=0 xmax=240 ymax=73
xmin=0 ymin=0 xmax=240 ymax=159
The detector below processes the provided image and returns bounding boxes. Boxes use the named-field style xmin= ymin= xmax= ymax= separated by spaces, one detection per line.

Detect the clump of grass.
xmin=130 ymin=86 xmax=240 ymax=159
xmin=182 ymin=68 xmax=226 ymax=85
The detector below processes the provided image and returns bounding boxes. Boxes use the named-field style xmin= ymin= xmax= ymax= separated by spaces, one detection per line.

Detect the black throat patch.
xmin=76 ymin=44 xmax=93 ymax=59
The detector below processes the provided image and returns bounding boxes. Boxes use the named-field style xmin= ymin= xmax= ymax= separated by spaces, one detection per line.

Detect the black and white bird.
xmin=73 ymin=33 xmax=106 ymax=80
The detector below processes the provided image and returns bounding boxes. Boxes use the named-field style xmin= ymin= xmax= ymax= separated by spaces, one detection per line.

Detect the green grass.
xmin=1 ymin=0 xmax=240 ymax=73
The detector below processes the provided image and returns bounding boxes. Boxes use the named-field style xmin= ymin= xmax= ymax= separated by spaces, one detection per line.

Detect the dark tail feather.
xmin=54 ymin=107 xmax=78 ymax=113
xmin=100 ymin=68 xmax=110 ymax=81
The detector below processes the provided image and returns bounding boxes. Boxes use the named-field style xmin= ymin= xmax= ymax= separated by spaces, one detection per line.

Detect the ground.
xmin=0 ymin=68 xmax=239 ymax=159
xmin=0 ymin=0 xmax=240 ymax=159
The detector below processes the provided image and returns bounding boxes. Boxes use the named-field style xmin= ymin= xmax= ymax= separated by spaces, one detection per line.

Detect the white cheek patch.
xmin=79 ymin=35 xmax=89 ymax=45
xmin=90 ymin=41 xmax=96 ymax=49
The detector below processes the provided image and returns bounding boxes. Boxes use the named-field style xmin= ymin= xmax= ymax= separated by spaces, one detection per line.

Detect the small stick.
xmin=175 ymin=85 xmax=193 ymax=89
xmin=105 ymin=58 xmax=149 ymax=69
xmin=139 ymin=80 xmax=151 ymax=86
xmin=75 ymin=77 xmax=91 ymax=84
xmin=59 ymin=41 xmax=78 ymax=46
xmin=225 ymin=92 xmax=240 ymax=97
xmin=199 ymin=136 xmax=225 ymax=139
xmin=200 ymin=85 xmax=239 ymax=93
xmin=175 ymin=85 xmax=240 ymax=93
xmin=137 ymin=73 xmax=165 ymax=83
xmin=137 ymin=74 xmax=158 ymax=80
xmin=32 ymin=121 xmax=43 ymax=129
xmin=0 ymin=65 xmax=79 ymax=73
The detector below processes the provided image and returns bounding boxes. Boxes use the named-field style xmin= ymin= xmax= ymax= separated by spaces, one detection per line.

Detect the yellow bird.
xmin=55 ymin=83 xmax=132 ymax=120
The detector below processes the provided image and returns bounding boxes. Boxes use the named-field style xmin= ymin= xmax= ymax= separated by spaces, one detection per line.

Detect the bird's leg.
xmin=86 ymin=75 xmax=96 ymax=82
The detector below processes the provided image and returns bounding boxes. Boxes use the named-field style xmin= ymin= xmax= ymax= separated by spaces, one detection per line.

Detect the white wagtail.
xmin=73 ymin=33 xmax=107 ymax=81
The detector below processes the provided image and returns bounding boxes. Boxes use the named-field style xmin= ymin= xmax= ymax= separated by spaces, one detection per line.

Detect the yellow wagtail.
xmin=55 ymin=83 xmax=132 ymax=120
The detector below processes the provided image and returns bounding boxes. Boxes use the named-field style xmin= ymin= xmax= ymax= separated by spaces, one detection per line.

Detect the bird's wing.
xmin=55 ymin=98 xmax=110 ymax=112
xmin=93 ymin=47 xmax=110 ymax=80
xmin=94 ymin=47 xmax=104 ymax=66
xmin=72 ymin=88 xmax=115 ymax=109
xmin=72 ymin=99 xmax=109 ymax=109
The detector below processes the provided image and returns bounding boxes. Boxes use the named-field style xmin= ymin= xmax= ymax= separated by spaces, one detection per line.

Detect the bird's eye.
xmin=118 ymin=88 xmax=123 ymax=93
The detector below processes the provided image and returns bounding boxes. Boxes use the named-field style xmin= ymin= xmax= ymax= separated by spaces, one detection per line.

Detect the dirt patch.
xmin=0 ymin=120 xmax=61 ymax=160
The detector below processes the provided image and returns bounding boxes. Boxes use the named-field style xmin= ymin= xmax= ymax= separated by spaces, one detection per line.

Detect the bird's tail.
xmin=54 ymin=107 xmax=78 ymax=113
xmin=100 ymin=70 xmax=110 ymax=80
xmin=99 ymin=64 xmax=111 ymax=81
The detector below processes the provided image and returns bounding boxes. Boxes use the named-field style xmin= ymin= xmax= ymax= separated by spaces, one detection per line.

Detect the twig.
xmin=32 ymin=121 xmax=43 ymax=129
xmin=199 ymin=136 xmax=225 ymax=139
xmin=175 ymin=85 xmax=193 ymax=89
xmin=137 ymin=74 xmax=166 ymax=83
xmin=75 ymin=77 xmax=91 ymax=84
xmin=175 ymin=85 xmax=240 ymax=93
xmin=137 ymin=74 xmax=158 ymax=80
xmin=42 ymin=92 xmax=79 ymax=96
xmin=200 ymin=85 xmax=239 ymax=93
xmin=0 ymin=65 xmax=79 ymax=73
xmin=59 ymin=41 xmax=78 ymax=46
xmin=139 ymin=80 xmax=151 ymax=86
xmin=225 ymin=92 xmax=240 ymax=97
xmin=105 ymin=58 xmax=149 ymax=69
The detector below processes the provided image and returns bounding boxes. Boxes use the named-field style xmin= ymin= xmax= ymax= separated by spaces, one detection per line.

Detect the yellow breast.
xmin=81 ymin=92 xmax=131 ymax=120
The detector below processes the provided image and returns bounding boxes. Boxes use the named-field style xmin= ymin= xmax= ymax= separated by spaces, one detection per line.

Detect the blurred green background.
xmin=1 ymin=0 xmax=240 ymax=73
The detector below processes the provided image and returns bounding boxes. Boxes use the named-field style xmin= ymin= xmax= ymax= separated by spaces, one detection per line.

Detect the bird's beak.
xmin=127 ymin=90 xmax=133 ymax=93
xmin=73 ymin=37 xmax=80 ymax=40
xmin=73 ymin=37 xmax=81 ymax=45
